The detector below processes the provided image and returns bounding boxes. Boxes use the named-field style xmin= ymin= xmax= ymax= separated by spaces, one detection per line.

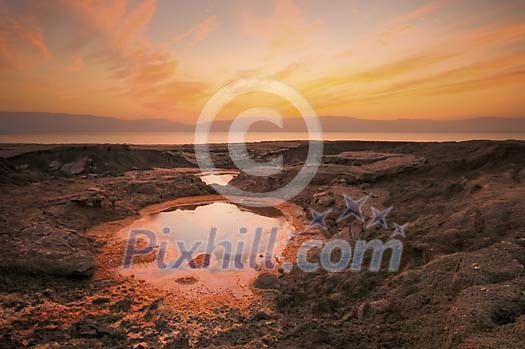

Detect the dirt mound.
xmin=208 ymin=141 xmax=525 ymax=347
xmin=401 ymin=141 xmax=525 ymax=177
xmin=0 ymin=224 xmax=96 ymax=277
xmin=266 ymin=142 xmax=525 ymax=348
xmin=0 ymin=167 xmax=210 ymax=280
xmin=8 ymin=144 xmax=193 ymax=176
xmin=0 ymin=157 xmax=15 ymax=176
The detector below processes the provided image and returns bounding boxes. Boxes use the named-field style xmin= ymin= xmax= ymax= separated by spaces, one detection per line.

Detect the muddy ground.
xmin=0 ymin=140 xmax=524 ymax=348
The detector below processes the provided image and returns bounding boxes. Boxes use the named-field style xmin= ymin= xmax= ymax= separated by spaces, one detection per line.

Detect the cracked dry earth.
xmin=0 ymin=140 xmax=524 ymax=348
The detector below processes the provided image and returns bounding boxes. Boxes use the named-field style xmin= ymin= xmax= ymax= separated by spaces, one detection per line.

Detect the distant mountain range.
xmin=0 ymin=112 xmax=193 ymax=133
xmin=1 ymin=112 xmax=524 ymax=134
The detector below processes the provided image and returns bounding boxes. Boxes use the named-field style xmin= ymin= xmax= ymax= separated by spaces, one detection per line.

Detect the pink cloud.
xmin=67 ymin=56 xmax=84 ymax=72
xmin=0 ymin=2 xmax=51 ymax=69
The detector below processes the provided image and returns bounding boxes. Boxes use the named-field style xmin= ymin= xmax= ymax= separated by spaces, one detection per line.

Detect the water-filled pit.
xmin=117 ymin=201 xmax=292 ymax=296
xmin=197 ymin=171 xmax=238 ymax=186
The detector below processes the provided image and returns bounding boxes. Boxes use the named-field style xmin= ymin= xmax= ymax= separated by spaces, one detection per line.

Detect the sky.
xmin=0 ymin=0 xmax=524 ymax=123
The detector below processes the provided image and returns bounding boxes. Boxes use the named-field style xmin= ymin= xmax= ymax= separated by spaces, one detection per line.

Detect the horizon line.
xmin=1 ymin=111 xmax=524 ymax=125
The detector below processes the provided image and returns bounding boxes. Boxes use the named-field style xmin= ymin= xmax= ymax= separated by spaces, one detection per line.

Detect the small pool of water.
xmin=197 ymin=171 xmax=238 ymax=186
xmin=117 ymin=201 xmax=291 ymax=296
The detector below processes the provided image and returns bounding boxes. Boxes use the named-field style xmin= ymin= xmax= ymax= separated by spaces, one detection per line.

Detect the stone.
xmin=254 ymin=273 xmax=279 ymax=289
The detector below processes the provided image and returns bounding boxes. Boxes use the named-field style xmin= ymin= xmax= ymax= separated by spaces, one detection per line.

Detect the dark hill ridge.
xmin=8 ymin=144 xmax=192 ymax=176
xmin=1 ymin=111 xmax=524 ymax=134
xmin=0 ymin=112 xmax=193 ymax=133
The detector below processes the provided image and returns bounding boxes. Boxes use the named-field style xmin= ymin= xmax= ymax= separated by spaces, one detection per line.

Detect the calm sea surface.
xmin=0 ymin=132 xmax=523 ymax=144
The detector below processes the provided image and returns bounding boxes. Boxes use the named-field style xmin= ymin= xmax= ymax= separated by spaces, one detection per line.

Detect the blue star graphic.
xmin=308 ymin=208 xmax=332 ymax=230
xmin=337 ymin=194 xmax=369 ymax=222
xmin=367 ymin=206 xmax=393 ymax=229
xmin=390 ymin=223 xmax=407 ymax=238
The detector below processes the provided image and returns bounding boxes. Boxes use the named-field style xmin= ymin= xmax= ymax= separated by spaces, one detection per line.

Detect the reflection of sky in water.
xmin=122 ymin=202 xmax=287 ymax=268
xmin=147 ymin=202 xmax=283 ymax=264
xmin=119 ymin=202 xmax=290 ymax=296
xmin=198 ymin=173 xmax=235 ymax=186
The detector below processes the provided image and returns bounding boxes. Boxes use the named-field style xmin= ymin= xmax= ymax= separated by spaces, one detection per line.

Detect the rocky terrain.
xmin=0 ymin=140 xmax=524 ymax=348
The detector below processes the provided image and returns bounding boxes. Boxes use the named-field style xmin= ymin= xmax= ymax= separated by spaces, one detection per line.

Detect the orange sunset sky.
xmin=0 ymin=0 xmax=524 ymax=123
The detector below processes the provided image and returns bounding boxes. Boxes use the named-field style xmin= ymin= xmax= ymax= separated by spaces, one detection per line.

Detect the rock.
xmin=48 ymin=160 xmax=61 ymax=171
xmin=188 ymin=253 xmax=211 ymax=269
xmin=143 ymin=298 xmax=163 ymax=312
xmin=163 ymin=334 xmax=190 ymax=348
xmin=368 ymin=299 xmax=389 ymax=314
xmin=357 ymin=303 xmax=368 ymax=320
xmin=61 ymin=157 xmax=90 ymax=175
xmin=341 ymin=311 xmax=354 ymax=321
xmin=74 ymin=318 xmax=99 ymax=338
xmin=71 ymin=190 xmax=110 ymax=209
xmin=0 ymin=224 xmax=96 ymax=277
xmin=92 ymin=297 xmax=111 ymax=305
xmin=313 ymin=191 xmax=335 ymax=207
xmin=42 ymin=288 xmax=54 ymax=297
xmin=175 ymin=276 xmax=198 ymax=285
xmin=254 ymin=273 xmax=279 ymax=289
xmin=65 ymin=251 xmax=97 ymax=276
xmin=110 ymin=298 xmax=133 ymax=312
xmin=251 ymin=311 xmax=271 ymax=321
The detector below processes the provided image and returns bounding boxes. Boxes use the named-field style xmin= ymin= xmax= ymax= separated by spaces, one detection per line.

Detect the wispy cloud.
xmin=172 ymin=16 xmax=218 ymax=46
xmin=61 ymin=0 xmax=209 ymax=115
xmin=0 ymin=1 xmax=50 ymax=69
xmin=387 ymin=1 xmax=442 ymax=26
xmin=365 ymin=53 xmax=525 ymax=99
xmin=64 ymin=0 xmax=128 ymax=34
xmin=113 ymin=0 xmax=157 ymax=50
